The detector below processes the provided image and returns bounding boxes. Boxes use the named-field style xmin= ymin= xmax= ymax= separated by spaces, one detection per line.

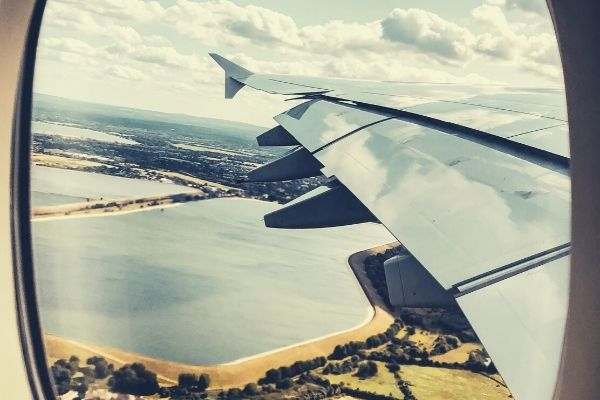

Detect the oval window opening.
xmin=29 ymin=1 xmax=568 ymax=400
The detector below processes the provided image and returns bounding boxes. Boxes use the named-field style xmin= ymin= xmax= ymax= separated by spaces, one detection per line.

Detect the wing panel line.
xmin=452 ymin=244 xmax=570 ymax=297
xmin=326 ymin=96 xmax=570 ymax=174
xmin=311 ymin=117 xmax=394 ymax=154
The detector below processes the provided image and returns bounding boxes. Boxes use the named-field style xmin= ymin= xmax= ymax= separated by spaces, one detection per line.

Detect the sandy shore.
xmin=44 ymin=243 xmax=399 ymax=389
xmin=32 ymin=191 xmax=205 ymax=221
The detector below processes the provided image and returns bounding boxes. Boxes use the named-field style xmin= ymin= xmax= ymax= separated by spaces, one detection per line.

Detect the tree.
xmin=243 ymin=382 xmax=259 ymax=396
xmin=198 ymin=373 xmax=210 ymax=391
xmin=179 ymin=373 xmax=198 ymax=388
xmin=356 ymin=361 xmax=378 ymax=379
xmin=275 ymin=378 xmax=292 ymax=390
xmin=278 ymin=366 xmax=291 ymax=379
xmin=72 ymin=379 xmax=89 ymax=398
xmin=50 ymin=364 xmax=71 ymax=395
xmin=94 ymin=359 xmax=113 ymax=379
xmin=108 ymin=363 xmax=159 ymax=395
xmin=386 ymin=362 xmax=400 ymax=373
xmin=86 ymin=356 xmax=113 ymax=379
xmin=68 ymin=356 xmax=80 ymax=373
xmin=264 ymin=368 xmax=281 ymax=383
xmin=226 ymin=388 xmax=243 ymax=399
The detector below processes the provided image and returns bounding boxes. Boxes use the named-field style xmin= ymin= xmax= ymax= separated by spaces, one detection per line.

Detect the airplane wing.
xmin=210 ymin=53 xmax=570 ymax=400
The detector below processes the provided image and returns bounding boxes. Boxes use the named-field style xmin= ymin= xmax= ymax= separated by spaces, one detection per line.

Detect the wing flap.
xmin=456 ymin=255 xmax=569 ymax=400
xmin=246 ymin=146 xmax=323 ymax=182
xmin=256 ymin=125 xmax=299 ymax=147
xmin=264 ymin=183 xmax=377 ymax=228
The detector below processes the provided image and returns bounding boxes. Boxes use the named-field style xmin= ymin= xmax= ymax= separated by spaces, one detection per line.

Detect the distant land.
xmin=33 ymin=92 xmax=265 ymax=143
xmin=31 ymin=93 xmax=322 ymax=203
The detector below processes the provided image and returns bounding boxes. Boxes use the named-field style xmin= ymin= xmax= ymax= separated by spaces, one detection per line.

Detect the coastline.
xmin=44 ymin=243 xmax=399 ymax=389
xmin=32 ymin=201 xmax=184 ymax=222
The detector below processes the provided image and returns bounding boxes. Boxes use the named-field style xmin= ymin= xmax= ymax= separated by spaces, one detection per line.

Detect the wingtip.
xmin=208 ymin=52 xmax=252 ymax=79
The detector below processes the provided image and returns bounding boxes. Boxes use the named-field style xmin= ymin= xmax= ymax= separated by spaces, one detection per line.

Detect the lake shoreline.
xmin=32 ymin=191 xmax=203 ymax=221
xmin=44 ymin=243 xmax=399 ymax=389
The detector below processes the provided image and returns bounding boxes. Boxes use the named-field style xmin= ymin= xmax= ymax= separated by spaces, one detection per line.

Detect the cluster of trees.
xmin=259 ymin=356 xmax=327 ymax=384
xmin=370 ymin=345 xmax=428 ymax=365
xmin=430 ymin=335 xmax=461 ymax=356
xmin=329 ymin=341 xmax=367 ymax=360
xmin=387 ymin=361 xmax=418 ymax=400
xmin=356 ymin=361 xmax=378 ymax=379
xmin=178 ymin=373 xmax=211 ymax=391
xmin=329 ymin=320 xmax=404 ymax=360
xmin=160 ymin=373 xmax=211 ymax=399
xmin=86 ymin=355 xmax=114 ymax=379
xmin=368 ymin=348 xmax=497 ymax=373
xmin=160 ymin=390 xmax=206 ymax=400
xmin=340 ymin=386 xmax=397 ymax=400
xmin=50 ymin=357 xmax=77 ymax=396
xmin=465 ymin=349 xmax=497 ymax=374
xmin=215 ymin=383 xmax=277 ymax=400
xmin=385 ymin=362 xmax=400 ymax=373
xmin=398 ymin=307 xmax=478 ymax=344
xmin=108 ymin=362 xmax=159 ymax=396
xmin=322 ymin=358 xmax=356 ymax=375
xmin=297 ymin=373 xmax=343 ymax=397
xmin=49 ymin=355 xmax=108 ymax=398
xmin=396 ymin=376 xmax=417 ymax=400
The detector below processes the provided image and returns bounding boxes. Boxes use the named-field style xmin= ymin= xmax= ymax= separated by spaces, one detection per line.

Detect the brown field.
xmin=431 ymin=342 xmax=484 ymax=364
xmin=326 ymin=361 xmax=402 ymax=398
xmin=399 ymin=365 xmax=511 ymax=400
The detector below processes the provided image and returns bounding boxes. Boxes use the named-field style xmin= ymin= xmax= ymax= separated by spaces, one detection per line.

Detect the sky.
xmin=34 ymin=0 xmax=563 ymax=127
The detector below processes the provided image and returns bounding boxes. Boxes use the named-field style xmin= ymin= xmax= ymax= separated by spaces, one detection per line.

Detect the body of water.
xmin=31 ymin=168 xmax=394 ymax=364
xmin=32 ymin=121 xmax=139 ymax=145
xmin=31 ymin=165 xmax=195 ymax=206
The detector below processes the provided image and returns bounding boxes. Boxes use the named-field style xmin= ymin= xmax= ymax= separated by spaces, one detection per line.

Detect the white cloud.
xmin=145 ymin=35 xmax=172 ymax=47
xmin=164 ymin=0 xmax=302 ymax=47
xmin=472 ymin=4 xmax=560 ymax=79
xmin=475 ymin=32 xmax=514 ymax=59
xmin=105 ymin=65 xmax=148 ymax=81
xmin=299 ymin=20 xmax=383 ymax=55
xmin=50 ymin=0 xmax=165 ymax=22
xmin=491 ymin=0 xmax=548 ymax=15
xmin=44 ymin=1 xmax=144 ymax=44
xmin=127 ymin=45 xmax=203 ymax=69
xmin=381 ymin=8 xmax=476 ymax=61
xmin=225 ymin=52 xmax=492 ymax=84
xmin=41 ymin=37 xmax=99 ymax=57
xmin=35 ymin=0 xmax=564 ymax=126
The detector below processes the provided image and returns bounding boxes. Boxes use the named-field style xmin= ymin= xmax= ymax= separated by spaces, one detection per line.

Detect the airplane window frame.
xmin=5 ymin=1 xmax=600 ymax=399
xmin=10 ymin=0 xmax=53 ymax=399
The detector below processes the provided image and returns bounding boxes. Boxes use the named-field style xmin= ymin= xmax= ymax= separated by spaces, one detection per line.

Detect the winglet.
xmin=209 ymin=53 xmax=253 ymax=99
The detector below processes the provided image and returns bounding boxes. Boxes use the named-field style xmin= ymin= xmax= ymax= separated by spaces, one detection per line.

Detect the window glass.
xmin=31 ymin=1 xmax=565 ymax=399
